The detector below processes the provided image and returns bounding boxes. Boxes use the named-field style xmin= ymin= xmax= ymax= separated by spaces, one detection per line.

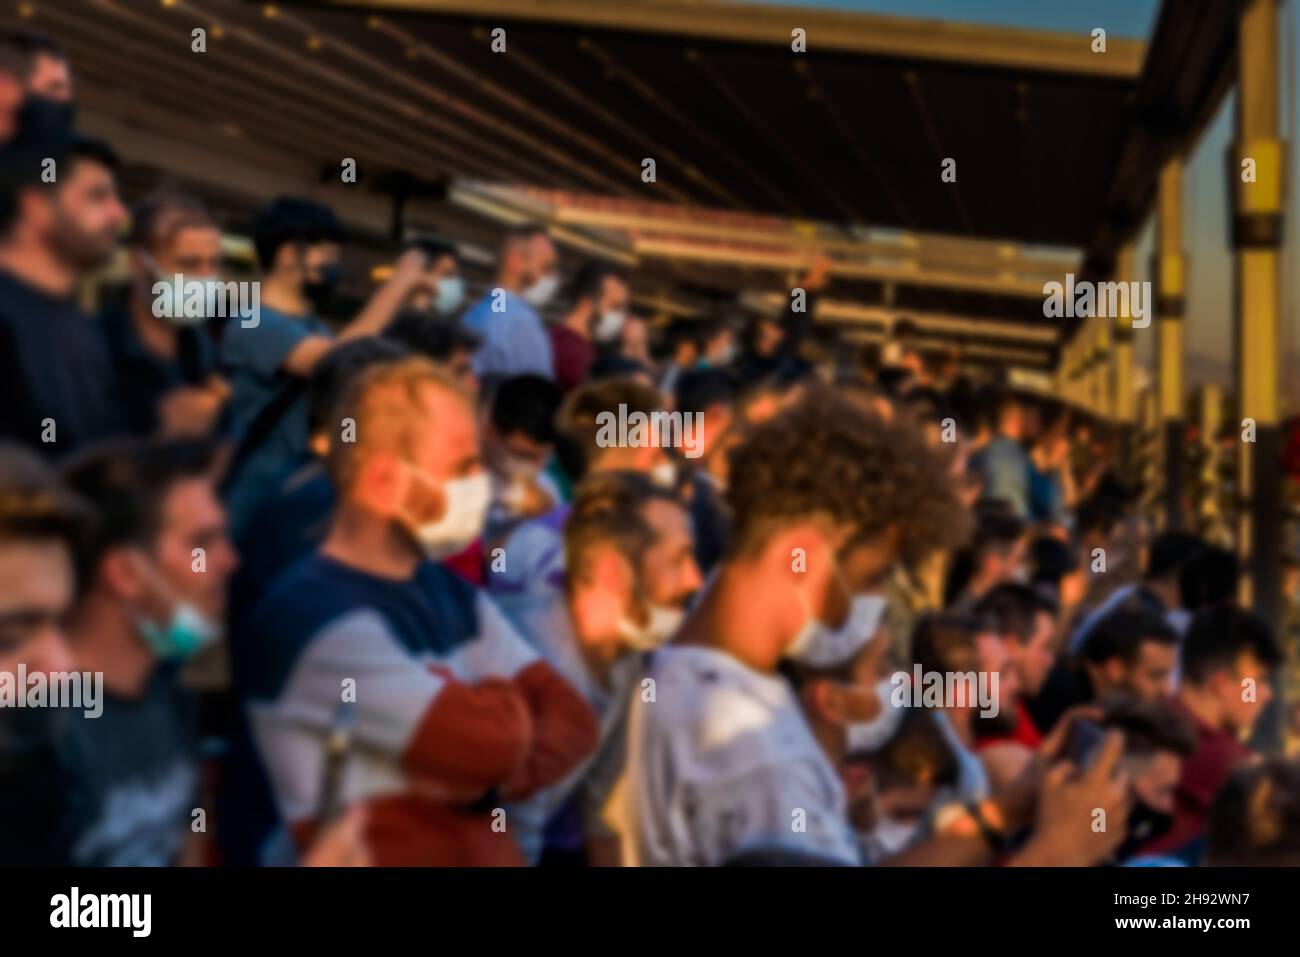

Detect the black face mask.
xmin=15 ymin=95 xmax=75 ymax=142
xmin=303 ymin=263 xmax=341 ymax=315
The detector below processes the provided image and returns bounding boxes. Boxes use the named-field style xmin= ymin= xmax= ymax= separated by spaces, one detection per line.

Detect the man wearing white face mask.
xmin=243 ymin=357 xmax=597 ymax=865
xmin=624 ymin=387 xmax=970 ymax=866
xmin=95 ymin=190 xmax=229 ymax=438
xmin=403 ymin=238 xmax=465 ymax=319
xmin=488 ymin=377 xmax=677 ymax=626
xmin=60 ymin=438 xmax=238 ymax=865
xmin=509 ymin=472 xmax=701 ymax=864
xmin=548 ymin=262 xmax=630 ymax=394
xmin=462 ymin=224 xmax=558 ymax=382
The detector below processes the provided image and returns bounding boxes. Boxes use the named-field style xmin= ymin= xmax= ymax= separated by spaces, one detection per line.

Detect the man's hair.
xmin=127 ymin=189 xmax=218 ymax=252
xmin=1207 ymin=758 xmax=1300 ymax=866
xmin=1099 ymin=695 xmax=1196 ymax=758
xmin=724 ymin=385 xmax=969 ymax=564
xmin=61 ymin=438 xmax=219 ymax=589
xmin=0 ymin=31 xmax=64 ymax=80
xmin=1178 ymin=544 xmax=1238 ymax=610
xmin=1080 ymin=603 xmax=1177 ymax=666
xmin=251 ymin=197 xmax=344 ymax=269
xmin=307 ymin=337 xmax=410 ymax=436
xmin=861 ymin=709 xmax=960 ymax=791
xmin=325 ymin=355 xmax=467 ymax=492
xmin=555 ymin=376 xmax=662 ymax=478
xmin=972 ymin=582 xmax=1056 ymax=643
xmin=674 ymin=368 xmax=737 ymax=417
xmin=1145 ymin=530 xmax=1205 ymax=582
xmin=566 ymin=260 xmax=625 ymax=306
xmin=406 ymin=237 xmax=457 ymax=265
xmin=1029 ymin=534 xmax=1078 ymax=588
xmin=502 ymin=222 xmax=548 ymax=253
xmin=971 ymin=501 xmax=1026 ymax=557
xmin=0 ymin=134 xmax=118 ymax=236
xmin=489 ymin=374 xmax=562 ymax=445
xmin=1075 ymin=494 xmax=1122 ymax=539
xmin=1179 ymin=605 xmax=1281 ymax=687
xmin=384 ymin=312 xmax=480 ymax=362
xmin=563 ymin=471 xmax=680 ymax=593
xmin=0 ymin=443 xmax=88 ymax=552
xmin=910 ymin=612 xmax=984 ymax=677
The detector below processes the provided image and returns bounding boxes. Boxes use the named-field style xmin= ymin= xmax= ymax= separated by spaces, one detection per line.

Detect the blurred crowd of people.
xmin=1 ymin=29 xmax=1298 ymax=869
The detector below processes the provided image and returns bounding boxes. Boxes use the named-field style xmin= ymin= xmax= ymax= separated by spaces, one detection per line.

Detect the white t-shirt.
xmin=625 ymin=645 xmax=860 ymax=866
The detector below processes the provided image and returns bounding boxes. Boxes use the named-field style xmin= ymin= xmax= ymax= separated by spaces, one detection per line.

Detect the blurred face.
xmin=1103 ymin=640 xmax=1176 ymax=701
xmin=597 ymin=274 xmax=630 ymax=317
xmin=974 ymin=630 xmax=1018 ymax=714
xmin=145 ymin=223 xmax=222 ymax=284
xmin=301 ymin=241 xmax=341 ymax=284
xmin=1206 ymin=651 xmax=1274 ymax=735
xmin=443 ymin=348 xmax=478 ymax=396
xmin=705 ymin=329 xmax=735 ymax=363
xmin=385 ymin=385 xmax=482 ymax=525
xmin=149 ymin=478 xmax=237 ymax=622
xmin=1125 ymin=750 xmax=1183 ymax=813
xmin=756 ymin=318 xmax=783 ymax=356
xmin=0 ymin=540 xmax=75 ymax=677
xmin=806 ymin=531 xmax=896 ymax=633
xmin=26 ymin=158 xmax=127 ymax=270
xmin=0 ymin=71 xmax=22 ymax=142
xmin=1010 ymin=611 xmax=1056 ymax=695
xmin=637 ymin=498 xmax=702 ymax=611
xmin=28 ymin=52 xmax=73 ymax=102
xmin=526 ymin=234 xmax=558 ymax=288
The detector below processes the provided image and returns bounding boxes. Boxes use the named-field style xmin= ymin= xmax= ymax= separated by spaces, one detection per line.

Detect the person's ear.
xmin=100 ymin=548 xmax=148 ymax=603
xmin=592 ymin=548 xmax=634 ymax=608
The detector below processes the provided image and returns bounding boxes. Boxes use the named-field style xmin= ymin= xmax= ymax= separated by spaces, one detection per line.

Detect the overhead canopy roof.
xmin=4 ymin=0 xmax=1238 ymax=371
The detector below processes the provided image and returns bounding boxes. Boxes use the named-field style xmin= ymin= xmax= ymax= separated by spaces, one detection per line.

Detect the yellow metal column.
xmin=1112 ymin=244 xmax=1136 ymax=425
xmin=1155 ymin=158 xmax=1187 ymax=529
xmin=1231 ymin=0 xmax=1286 ymax=627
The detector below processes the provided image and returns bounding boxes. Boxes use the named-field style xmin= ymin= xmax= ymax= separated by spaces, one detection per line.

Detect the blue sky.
xmin=748 ymin=0 xmax=1160 ymax=38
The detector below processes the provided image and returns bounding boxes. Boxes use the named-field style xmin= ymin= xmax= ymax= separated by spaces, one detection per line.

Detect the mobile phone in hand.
xmin=317 ymin=701 xmax=356 ymax=827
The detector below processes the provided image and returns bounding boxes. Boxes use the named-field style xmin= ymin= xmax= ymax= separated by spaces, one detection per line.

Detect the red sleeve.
xmin=500 ymin=659 xmax=600 ymax=799
xmin=400 ymin=673 xmax=535 ymax=792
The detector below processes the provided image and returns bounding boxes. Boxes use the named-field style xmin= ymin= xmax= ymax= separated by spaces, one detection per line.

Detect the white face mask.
xmin=786 ymin=590 xmax=888 ymax=668
xmin=522 ymin=272 xmax=560 ymax=308
xmin=860 ymin=815 xmax=920 ymax=864
xmin=434 ymin=275 xmax=465 ymax=315
xmin=650 ymin=461 xmax=677 ymax=490
xmin=844 ymin=678 xmax=904 ymax=754
xmin=592 ymin=308 xmax=626 ymax=343
xmin=145 ymin=254 xmax=216 ymax=327
xmin=618 ymin=602 xmax=684 ymax=651
xmin=403 ymin=470 xmax=491 ymax=559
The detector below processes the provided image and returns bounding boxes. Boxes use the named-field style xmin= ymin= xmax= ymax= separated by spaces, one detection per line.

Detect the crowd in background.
xmin=1 ymin=29 xmax=1299 ymax=868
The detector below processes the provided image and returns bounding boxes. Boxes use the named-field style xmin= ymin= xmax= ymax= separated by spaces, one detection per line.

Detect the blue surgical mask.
xmin=137 ymin=603 xmax=219 ymax=661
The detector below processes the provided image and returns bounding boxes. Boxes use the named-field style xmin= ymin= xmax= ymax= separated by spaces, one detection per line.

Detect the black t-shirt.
xmin=0 ymin=708 xmax=76 ymax=865
xmin=56 ymin=666 xmax=199 ymax=866
xmin=100 ymin=295 xmax=217 ymax=435
xmin=0 ymin=268 xmax=126 ymax=455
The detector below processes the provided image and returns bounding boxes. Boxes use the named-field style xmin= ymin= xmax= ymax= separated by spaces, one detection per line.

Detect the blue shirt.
xmin=219 ymin=305 xmax=328 ymax=536
xmin=462 ymin=290 xmax=554 ymax=381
